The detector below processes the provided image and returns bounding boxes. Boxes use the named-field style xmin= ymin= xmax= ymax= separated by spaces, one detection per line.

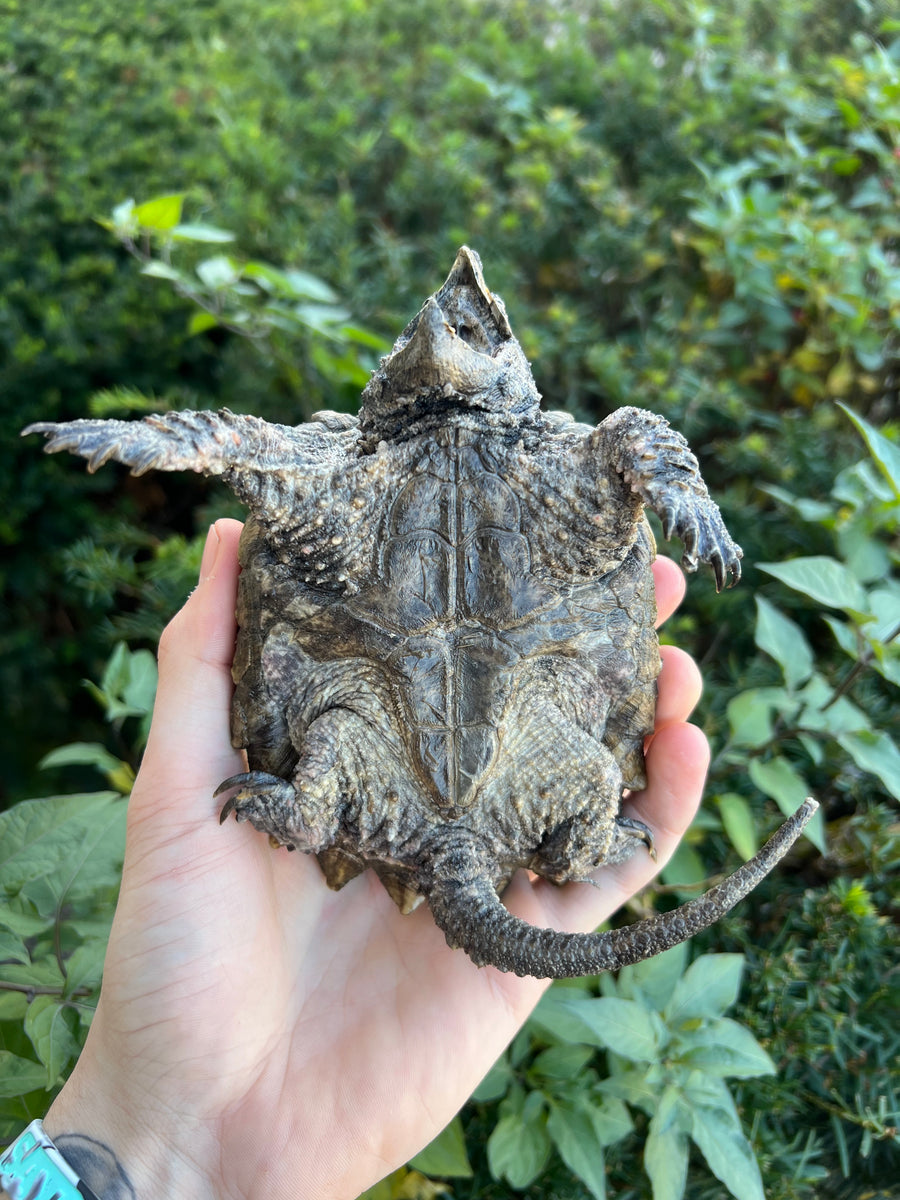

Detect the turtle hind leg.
xmin=217 ymin=709 xmax=347 ymax=851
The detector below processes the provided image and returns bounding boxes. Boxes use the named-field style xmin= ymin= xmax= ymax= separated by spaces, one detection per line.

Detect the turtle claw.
xmin=216 ymin=770 xmax=296 ymax=827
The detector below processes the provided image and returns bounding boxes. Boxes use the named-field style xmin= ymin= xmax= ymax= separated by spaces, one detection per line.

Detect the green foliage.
xmin=441 ymin=949 xmax=777 ymax=1200
xmin=4 ymin=0 xmax=900 ymax=1195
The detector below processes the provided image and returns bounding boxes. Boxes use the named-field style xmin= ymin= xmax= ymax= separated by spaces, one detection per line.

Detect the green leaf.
xmin=617 ymin=943 xmax=688 ymax=1012
xmin=133 ymin=193 xmax=186 ymax=232
xmin=546 ymin=1100 xmax=608 ymax=1200
xmin=530 ymin=986 xmax=603 ymax=1045
xmin=171 ymin=223 xmax=235 ymax=243
xmin=645 ymin=1087 xmax=689 ymax=1200
xmin=677 ymin=1017 xmax=776 ymax=1078
xmin=282 ymin=268 xmax=339 ymax=302
xmin=140 ymin=261 xmax=184 ymax=282
xmin=38 ymin=742 xmax=123 ymax=776
xmin=409 ymin=1115 xmax=472 ymax=1178
xmin=188 ymin=311 xmax=220 ymax=336
xmin=487 ymin=1111 xmax=551 ymax=1189
xmin=837 ymin=404 xmax=900 ymax=499
xmin=750 ymin=760 xmax=825 ymax=852
xmin=691 ymin=1101 xmax=765 ymax=1200
xmin=838 ymin=731 xmax=900 ymax=801
xmin=717 ymin=793 xmax=758 ymax=860
xmin=0 ymin=930 xmax=31 ymax=966
xmin=754 ymin=597 xmax=814 ymax=689
xmin=530 ymin=1043 xmax=595 ymax=1081
xmin=666 ymin=954 xmax=744 ymax=1024
xmin=0 ymin=1052 xmax=49 ymax=1098
xmin=726 ymin=687 xmax=796 ymax=748
xmin=560 ymin=997 xmax=665 ymax=1062
xmin=0 ymin=793 xmax=123 ymax=896
xmin=471 ymin=1053 xmax=513 ymax=1102
xmin=63 ymin=940 xmax=108 ymax=995
xmin=757 ymin=557 xmax=871 ymax=620
xmin=196 ymin=255 xmax=241 ymax=289
xmin=24 ymin=996 xmax=80 ymax=1086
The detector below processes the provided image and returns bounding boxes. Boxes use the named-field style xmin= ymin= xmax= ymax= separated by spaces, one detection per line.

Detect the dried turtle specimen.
xmin=25 ymin=248 xmax=816 ymax=978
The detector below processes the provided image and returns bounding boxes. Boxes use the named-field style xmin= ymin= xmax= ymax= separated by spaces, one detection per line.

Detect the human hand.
xmin=44 ymin=518 xmax=707 ymax=1200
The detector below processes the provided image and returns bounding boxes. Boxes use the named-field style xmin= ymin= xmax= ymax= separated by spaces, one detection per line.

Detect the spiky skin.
xmin=25 ymin=247 xmax=815 ymax=978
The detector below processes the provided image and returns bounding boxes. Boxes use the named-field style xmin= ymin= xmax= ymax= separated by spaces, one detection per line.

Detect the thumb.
xmin=130 ymin=518 xmax=244 ymax=837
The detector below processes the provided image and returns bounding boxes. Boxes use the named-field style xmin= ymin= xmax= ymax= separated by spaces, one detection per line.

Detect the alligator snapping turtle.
xmin=25 ymin=247 xmax=815 ymax=978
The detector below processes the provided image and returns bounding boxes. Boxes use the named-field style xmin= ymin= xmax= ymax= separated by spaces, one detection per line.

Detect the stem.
xmin=0 ymin=980 xmax=92 ymax=999
xmin=820 ymin=619 xmax=900 ymax=712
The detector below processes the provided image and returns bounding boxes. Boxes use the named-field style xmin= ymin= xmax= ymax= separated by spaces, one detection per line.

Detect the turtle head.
xmin=359 ymin=247 xmax=541 ymax=443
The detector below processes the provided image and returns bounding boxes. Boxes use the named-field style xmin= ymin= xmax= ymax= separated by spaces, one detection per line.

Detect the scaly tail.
xmin=424 ymin=800 xmax=817 ymax=979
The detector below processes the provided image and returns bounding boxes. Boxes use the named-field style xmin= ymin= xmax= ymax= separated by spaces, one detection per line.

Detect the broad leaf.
xmin=409 ymin=1115 xmax=472 ymax=1178
xmin=757 ymin=557 xmax=870 ymax=620
xmin=754 ymin=596 xmax=814 ymax=689
xmin=676 ymin=1017 xmax=776 ymax=1078
xmin=645 ymin=1087 xmax=689 ymax=1200
xmin=172 ymin=223 xmax=235 ymax=243
xmin=666 ymin=954 xmax=744 ymax=1024
xmin=0 ymin=930 xmax=30 ymax=966
xmin=530 ymin=1043 xmax=595 ymax=1081
xmin=487 ymin=1111 xmax=551 ymax=1189
xmin=838 ymin=731 xmax=900 ymax=801
xmin=717 ymin=793 xmax=758 ymax=860
xmin=553 ymin=996 xmax=666 ymax=1062
xmin=0 ymin=1052 xmax=48 ymax=1098
xmin=617 ymin=943 xmax=688 ymax=1012
xmin=546 ymin=1100 xmax=608 ymax=1200
xmin=691 ymin=1101 xmax=765 ymax=1200
xmin=196 ymin=255 xmax=241 ymax=289
xmin=838 ymin=403 xmax=900 ymax=499
xmin=0 ymin=792 xmax=122 ymax=895
xmin=24 ymin=996 xmax=80 ymax=1086
xmin=748 ymin=759 xmax=825 ymax=852
xmin=133 ymin=193 xmax=185 ymax=232
xmin=471 ymin=1054 xmax=513 ymax=1102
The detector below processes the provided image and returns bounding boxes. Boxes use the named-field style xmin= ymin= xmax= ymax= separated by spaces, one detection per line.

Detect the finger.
xmin=655 ymin=645 xmax=703 ymax=729
xmin=133 ymin=519 xmax=244 ymax=817
xmin=653 ymin=556 xmax=686 ymax=627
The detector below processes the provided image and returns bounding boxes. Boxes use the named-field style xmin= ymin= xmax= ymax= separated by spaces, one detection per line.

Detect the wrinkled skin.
xmin=25 ymin=248 xmax=815 ymax=977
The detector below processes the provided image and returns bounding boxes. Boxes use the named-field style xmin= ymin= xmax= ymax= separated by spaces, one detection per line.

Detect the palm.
xmin=55 ymin=520 xmax=708 ymax=1200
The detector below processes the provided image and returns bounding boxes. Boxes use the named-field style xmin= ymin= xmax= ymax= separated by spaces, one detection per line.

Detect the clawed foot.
xmin=660 ymin=499 xmax=742 ymax=591
xmin=216 ymin=770 xmax=301 ymax=847
xmin=616 ymin=815 xmax=657 ymax=861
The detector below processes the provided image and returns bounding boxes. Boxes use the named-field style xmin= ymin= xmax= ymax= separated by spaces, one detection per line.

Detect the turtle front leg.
xmin=594 ymin=407 xmax=743 ymax=590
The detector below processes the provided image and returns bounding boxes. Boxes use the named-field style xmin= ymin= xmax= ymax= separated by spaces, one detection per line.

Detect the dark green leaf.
xmin=754 ymin=597 xmax=814 ymax=689
xmin=486 ymin=1112 xmax=551 ymax=1189
xmin=24 ymin=996 xmax=79 ymax=1086
xmin=716 ymin=793 xmax=758 ymax=860
xmin=546 ymin=1100 xmax=607 ymax=1200
xmin=0 ymin=1052 xmax=49 ymax=1098
xmin=758 ymin=557 xmax=871 ymax=619
xmin=409 ymin=1115 xmax=472 ymax=1178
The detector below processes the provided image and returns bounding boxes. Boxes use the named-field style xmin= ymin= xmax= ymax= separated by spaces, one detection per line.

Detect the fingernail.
xmin=199 ymin=522 xmax=221 ymax=582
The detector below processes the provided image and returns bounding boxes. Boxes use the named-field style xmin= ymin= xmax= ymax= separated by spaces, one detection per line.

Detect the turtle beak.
xmin=385 ymin=295 xmax=502 ymax=393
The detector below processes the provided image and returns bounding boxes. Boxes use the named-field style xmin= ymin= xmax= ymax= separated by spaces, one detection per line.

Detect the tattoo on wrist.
xmin=53 ymin=1135 xmax=136 ymax=1200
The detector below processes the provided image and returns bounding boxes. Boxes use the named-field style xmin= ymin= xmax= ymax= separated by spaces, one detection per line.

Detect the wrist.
xmin=43 ymin=1055 xmax=221 ymax=1200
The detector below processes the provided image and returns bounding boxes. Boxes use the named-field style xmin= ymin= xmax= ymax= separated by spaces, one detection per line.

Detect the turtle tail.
xmin=424 ymin=799 xmax=817 ymax=979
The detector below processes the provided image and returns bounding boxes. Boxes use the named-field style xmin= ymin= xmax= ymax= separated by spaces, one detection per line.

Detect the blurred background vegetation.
xmin=1 ymin=0 xmax=898 ymax=1196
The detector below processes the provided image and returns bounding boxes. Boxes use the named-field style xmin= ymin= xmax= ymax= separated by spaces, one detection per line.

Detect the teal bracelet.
xmin=0 ymin=1119 xmax=100 ymax=1200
